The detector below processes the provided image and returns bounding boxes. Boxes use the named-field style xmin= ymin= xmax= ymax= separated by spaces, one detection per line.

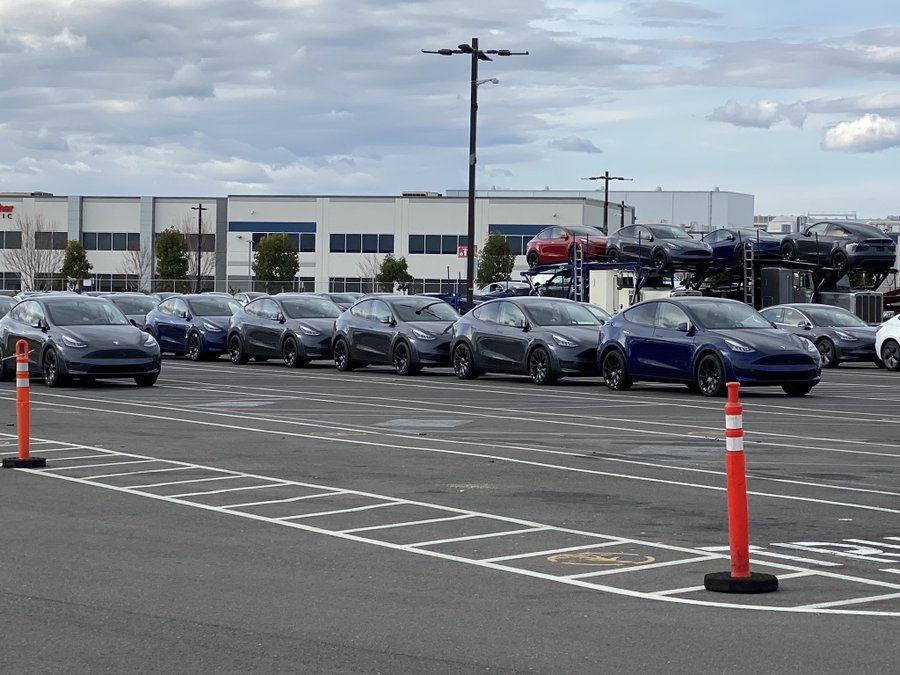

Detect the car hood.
xmin=661 ymin=239 xmax=712 ymax=252
xmin=537 ymin=324 xmax=602 ymax=346
xmin=287 ymin=317 xmax=337 ymax=334
xmin=826 ymin=325 xmax=877 ymax=340
xmin=706 ymin=327 xmax=809 ymax=353
xmin=58 ymin=324 xmax=151 ymax=348
xmin=405 ymin=320 xmax=455 ymax=336
xmin=195 ymin=316 xmax=230 ymax=330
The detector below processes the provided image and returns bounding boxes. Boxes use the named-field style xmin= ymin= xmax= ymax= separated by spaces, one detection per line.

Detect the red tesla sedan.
xmin=525 ymin=226 xmax=607 ymax=267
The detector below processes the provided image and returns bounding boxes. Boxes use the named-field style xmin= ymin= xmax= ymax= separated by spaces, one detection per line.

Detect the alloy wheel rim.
xmin=654 ymin=252 xmax=666 ymax=269
xmin=603 ymin=355 xmax=622 ymax=387
xmin=189 ymin=335 xmax=200 ymax=359
xmin=530 ymin=350 xmax=548 ymax=382
xmin=699 ymin=359 xmax=720 ymax=394
xmin=229 ymin=336 xmax=241 ymax=363
xmin=885 ymin=344 xmax=898 ymax=368
xmin=44 ymin=352 xmax=57 ymax=383
xmin=335 ymin=341 xmax=347 ymax=368
xmin=395 ymin=344 xmax=409 ymax=373
xmin=454 ymin=346 xmax=470 ymax=376
xmin=284 ymin=339 xmax=297 ymax=367
xmin=818 ymin=341 xmax=833 ymax=365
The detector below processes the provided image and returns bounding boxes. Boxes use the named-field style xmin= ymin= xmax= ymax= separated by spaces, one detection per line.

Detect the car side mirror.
xmin=803 ymin=322 xmax=812 ymax=330
xmin=180 ymin=311 xmax=190 ymax=320
xmin=129 ymin=319 xmax=139 ymax=328
xmin=276 ymin=313 xmax=286 ymax=324
xmin=560 ymin=233 xmax=569 ymax=240
xmin=521 ymin=321 xmax=531 ymax=332
xmin=802 ymin=231 xmax=811 ymax=237
xmin=35 ymin=319 xmax=48 ymax=331
xmin=727 ymin=235 xmax=735 ymax=242
xmin=676 ymin=322 xmax=689 ymax=333
xmin=646 ymin=235 xmax=654 ymax=242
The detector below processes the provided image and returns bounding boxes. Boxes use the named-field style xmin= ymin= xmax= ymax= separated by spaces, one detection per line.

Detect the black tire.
xmin=333 ymin=337 xmax=354 ymax=371
xmin=528 ymin=346 xmax=556 ymax=385
xmin=695 ymin=354 xmax=725 ymax=397
xmin=781 ymin=241 xmax=796 ymax=260
xmin=526 ymin=251 xmax=540 ymax=268
xmin=880 ymin=340 xmax=900 ymax=371
xmin=282 ymin=336 xmax=309 ymax=368
xmin=607 ymin=248 xmax=620 ymax=263
xmin=393 ymin=341 xmax=418 ymax=376
xmin=832 ymin=251 xmax=848 ymax=272
xmin=874 ymin=357 xmax=885 ymax=369
xmin=816 ymin=338 xmax=838 ymax=368
xmin=42 ymin=348 xmax=66 ymax=388
xmin=652 ymin=249 xmax=667 ymax=270
xmin=228 ymin=333 xmax=249 ymax=365
xmin=134 ymin=373 xmax=158 ymax=387
xmin=601 ymin=349 xmax=632 ymax=391
xmin=783 ymin=383 xmax=814 ymax=397
xmin=0 ymin=345 xmax=12 ymax=382
xmin=187 ymin=332 xmax=202 ymax=361
xmin=452 ymin=342 xmax=479 ymax=380
xmin=567 ymin=246 xmax=576 ymax=264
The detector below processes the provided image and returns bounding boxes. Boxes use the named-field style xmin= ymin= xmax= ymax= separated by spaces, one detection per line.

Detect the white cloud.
xmin=708 ymin=99 xmax=806 ymax=128
xmin=821 ymin=114 xmax=900 ymax=153
xmin=631 ymin=2 xmax=720 ymax=20
xmin=548 ymin=136 xmax=603 ymax=153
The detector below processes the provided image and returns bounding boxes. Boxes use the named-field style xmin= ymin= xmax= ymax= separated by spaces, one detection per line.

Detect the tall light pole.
xmin=191 ymin=202 xmax=207 ymax=293
xmin=423 ymin=39 xmax=528 ymax=310
xmin=582 ymin=172 xmax=633 ymax=232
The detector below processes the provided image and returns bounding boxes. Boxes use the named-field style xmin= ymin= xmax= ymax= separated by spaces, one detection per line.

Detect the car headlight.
xmin=201 ymin=321 xmax=222 ymax=331
xmin=801 ymin=338 xmax=818 ymax=353
xmin=297 ymin=324 xmax=320 ymax=336
xmin=61 ymin=335 xmax=87 ymax=348
xmin=664 ymin=241 xmax=683 ymax=250
xmin=845 ymin=242 xmax=860 ymax=252
xmin=724 ymin=338 xmax=753 ymax=353
xmin=412 ymin=328 xmax=435 ymax=340
xmin=143 ymin=334 xmax=158 ymax=347
xmin=834 ymin=330 xmax=857 ymax=341
xmin=552 ymin=334 xmax=578 ymax=347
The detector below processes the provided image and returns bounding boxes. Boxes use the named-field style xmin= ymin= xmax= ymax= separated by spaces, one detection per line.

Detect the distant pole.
xmin=582 ymin=173 xmax=633 ymax=232
xmin=191 ymin=203 xmax=207 ymax=293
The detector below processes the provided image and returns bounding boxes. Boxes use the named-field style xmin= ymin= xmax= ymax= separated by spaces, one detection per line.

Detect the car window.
xmin=187 ymin=297 xmax=241 ymax=317
xmin=172 ymin=298 xmax=189 ymax=316
xmin=280 ymin=297 xmax=341 ymax=319
xmin=472 ymin=302 xmax=500 ymax=324
xmin=111 ymin=296 xmax=158 ymax=315
xmin=688 ymin=301 xmax=772 ymax=330
xmin=648 ymin=225 xmax=691 ymax=240
xmin=759 ymin=308 xmax=783 ymax=323
xmin=806 ymin=222 xmax=829 ymax=236
xmin=635 ymin=227 xmax=654 ymax=241
xmin=803 ymin=306 xmax=867 ymax=327
xmin=369 ymin=300 xmax=392 ymax=324
xmin=496 ymin=302 xmax=528 ymax=328
xmin=20 ymin=301 xmax=46 ymax=327
xmin=350 ymin=300 xmax=373 ymax=320
xmin=781 ymin=308 xmax=807 ymax=326
xmin=524 ymin=300 xmax=600 ymax=326
xmin=567 ymin=226 xmax=604 ymax=237
xmin=616 ymin=226 xmax=634 ymax=239
xmin=655 ymin=302 xmax=691 ymax=330
xmin=825 ymin=224 xmax=850 ymax=238
xmin=623 ymin=303 xmax=657 ymax=327
xmin=392 ymin=298 xmax=458 ymax=322
xmin=253 ymin=299 xmax=281 ymax=320
xmin=7 ymin=302 xmax=27 ymax=324
xmin=45 ymin=300 xmax=129 ymax=327
xmin=536 ymin=228 xmax=556 ymax=240
xmin=703 ymin=230 xmax=724 ymax=243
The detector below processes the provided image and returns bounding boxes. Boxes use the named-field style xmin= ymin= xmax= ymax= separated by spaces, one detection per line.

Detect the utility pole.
xmin=191 ymin=203 xmax=207 ymax=293
xmin=582 ymin=173 xmax=633 ymax=232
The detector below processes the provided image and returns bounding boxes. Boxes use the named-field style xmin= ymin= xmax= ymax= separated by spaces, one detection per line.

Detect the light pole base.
xmin=2 ymin=457 xmax=47 ymax=468
xmin=704 ymin=571 xmax=778 ymax=594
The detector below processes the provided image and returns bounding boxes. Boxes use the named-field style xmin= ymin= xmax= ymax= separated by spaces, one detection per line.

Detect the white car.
xmin=875 ymin=316 xmax=900 ymax=370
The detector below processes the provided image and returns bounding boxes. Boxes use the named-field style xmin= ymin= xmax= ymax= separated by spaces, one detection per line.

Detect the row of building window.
xmin=408 ymin=234 xmax=467 ymax=255
xmin=328 ymin=277 xmax=466 ymax=295
xmin=82 ymin=232 xmax=142 ymax=251
xmin=329 ymin=234 xmax=394 ymax=254
xmin=251 ymin=232 xmax=316 ymax=253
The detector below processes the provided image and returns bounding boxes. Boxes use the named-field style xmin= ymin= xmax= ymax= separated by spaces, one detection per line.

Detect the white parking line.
xmin=797 ymin=592 xmax=900 ymax=610
xmin=125 ymin=475 xmax=242 ymax=489
xmin=87 ymin=466 xmax=186 ymax=480
xmin=339 ymin=514 xmax=475 ymax=534
xmin=167 ymin=482 xmax=290 ymax=498
xmin=406 ymin=527 xmax=551 ymax=548
xmin=651 ymin=571 xmax=817 ymax=596
xmin=480 ymin=540 xmax=629 ymax=563
xmin=278 ymin=502 xmax=404 ymax=520
xmin=222 ymin=491 xmax=348 ymax=509
xmin=44 ymin=459 xmax=156 ymax=472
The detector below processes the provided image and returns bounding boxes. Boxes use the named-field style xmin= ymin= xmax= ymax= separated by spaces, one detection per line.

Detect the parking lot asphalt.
xmin=1 ymin=359 xmax=898 ymax=674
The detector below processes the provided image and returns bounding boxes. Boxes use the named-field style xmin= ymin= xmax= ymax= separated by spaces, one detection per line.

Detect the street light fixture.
xmin=423 ymin=38 xmax=528 ymax=310
xmin=582 ymin=172 xmax=633 ymax=232
xmin=191 ymin=202 xmax=207 ymax=292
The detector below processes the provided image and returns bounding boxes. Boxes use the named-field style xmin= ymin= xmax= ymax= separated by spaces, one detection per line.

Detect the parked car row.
xmin=3 ymin=288 xmax=897 ymax=396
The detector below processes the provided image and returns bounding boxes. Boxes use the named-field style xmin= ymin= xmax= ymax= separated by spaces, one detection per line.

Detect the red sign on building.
xmin=0 ymin=203 xmax=14 ymax=220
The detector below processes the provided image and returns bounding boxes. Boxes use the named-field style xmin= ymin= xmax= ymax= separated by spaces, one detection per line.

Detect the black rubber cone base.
xmin=704 ymin=571 xmax=778 ymax=594
xmin=2 ymin=457 xmax=47 ymax=468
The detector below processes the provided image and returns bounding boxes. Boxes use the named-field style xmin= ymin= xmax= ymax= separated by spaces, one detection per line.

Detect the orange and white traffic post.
xmin=704 ymin=381 xmax=777 ymax=593
xmin=2 ymin=339 xmax=46 ymax=469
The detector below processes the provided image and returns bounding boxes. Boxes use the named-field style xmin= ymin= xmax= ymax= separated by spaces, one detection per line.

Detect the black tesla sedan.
xmin=606 ymin=224 xmax=713 ymax=270
xmin=780 ymin=221 xmax=896 ymax=272
xmin=451 ymin=297 xmax=603 ymax=385
xmin=332 ymin=295 xmax=458 ymax=375
xmin=228 ymin=295 xmax=341 ymax=367
xmin=0 ymin=295 xmax=161 ymax=387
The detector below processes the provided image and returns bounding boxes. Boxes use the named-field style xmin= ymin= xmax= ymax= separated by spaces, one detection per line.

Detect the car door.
xmin=649 ymin=302 xmax=695 ymax=380
xmin=702 ymin=230 xmax=731 ymax=264
xmin=616 ymin=226 xmax=636 ymax=261
xmin=352 ymin=299 xmax=393 ymax=363
xmin=485 ymin=302 xmax=531 ymax=372
xmin=542 ymin=227 xmax=567 ymax=262
xmin=251 ymin=298 xmax=285 ymax=355
xmin=6 ymin=302 xmax=43 ymax=373
xmin=166 ymin=297 xmax=192 ymax=350
xmin=798 ymin=222 xmax=830 ymax=261
xmin=467 ymin=302 xmax=501 ymax=370
xmin=625 ymin=226 xmax=654 ymax=263
xmin=618 ymin=302 xmax=658 ymax=376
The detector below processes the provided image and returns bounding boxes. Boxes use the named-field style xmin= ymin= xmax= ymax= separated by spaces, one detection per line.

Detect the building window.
xmin=410 ymin=278 xmax=465 ymax=295
xmin=0 ymin=272 xmax=21 ymax=290
xmin=409 ymin=235 xmax=424 ymax=254
xmin=252 ymin=232 xmax=310 ymax=252
xmin=35 ymin=231 xmax=67 ymax=250
xmin=184 ymin=233 xmax=216 ymax=251
xmin=408 ymin=234 xmax=465 ymax=254
xmin=330 ymin=234 xmax=393 ymax=253
xmin=0 ymin=231 xmax=22 ymax=249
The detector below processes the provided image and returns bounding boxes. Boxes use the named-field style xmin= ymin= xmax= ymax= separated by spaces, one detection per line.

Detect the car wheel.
xmin=880 ymin=339 xmax=900 ymax=371
xmin=526 ymin=251 xmax=540 ymax=268
xmin=187 ymin=332 xmax=202 ymax=361
xmin=607 ymin=248 xmax=620 ymax=263
xmin=0 ymin=345 xmax=11 ymax=382
xmin=394 ymin=341 xmax=421 ymax=376
xmin=874 ymin=357 xmax=885 ymax=369
xmin=567 ymin=246 xmax=576 ymax=264
xmin=652 ymin=249 xmax=667 ymax=270
xmin=42 ymin=348 xmax=66 ymax=388
xmin=832 ymin=251 xmax=848 ymax=273
xmin=333 ymin=337 xmax=354 ymax=371
xmin=782 ymin=383 xmax=814 ymax=397
xmin=134 ymin=373 xmax=158 ymax=387
xmin=601 ymin=349 xmax=632 ymax=391
xmin=816 ymin=338 xmax=838 ymax=368
xmin=228 ymin=333 xmax=249 ymax=365
xmin=528 ymin=346 xmax=556 ymax=385
xmin=781 ymin=241 xmax=796 ymax=260
xmin=282 ymin=336 xmax=309 ymax=368
xmin=452 ymin=342 xmax=479 ymax=380
xmin=695 ymin=354 xmax=725 ymax=397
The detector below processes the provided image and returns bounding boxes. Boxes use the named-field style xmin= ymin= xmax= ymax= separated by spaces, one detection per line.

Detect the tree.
xmin=60 ymin=241 xmax=93 ymax=292
xmin=118 ymin=245 xmax=154 ymax=292
xmin=175 ymin=213 xmax=217 ymax=288
xmin=155 ymin=227 xmax=189 ymax=290
xmin=0 ymin=213 xmax=65 ymax=291
xmin=375 ymin=254 xmax=413 ymax=292
xmin=476 ymin=232 xmax=515 ymax=286
xmin=253 ymin=234 xmax=299 ymax=293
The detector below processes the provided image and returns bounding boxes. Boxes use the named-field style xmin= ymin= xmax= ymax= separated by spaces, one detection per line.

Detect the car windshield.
xmin=689 ymin=301 xmax=772 ymax=330
xmin=325 ymin=294 xmax=360 ymax=304
xmin=649 ymin=226 xmax=692 ymax=239
xmin=568 ymin=226 xmax=604 ymax=237
xmin=110 ymin=296 xmax=158 ymax=314
xmin=46 ymin=300 xmax=129 ymax=326
xmin=583 ymin=304 xmax=611 ymax=322
xmin=187 ymin=297 xmax=241 ymax=317
xmin=0 ymin=297 xmax=16 ymax=314
xmin=803 ymin=306 xmax=868 ymax=327
xmin=392 ymin=298 xmax=459 ymax=322
xmin=524 ymin=300 xmax=601 ymax=326
xmin=281 ymin=298 xmax=342 ymax=319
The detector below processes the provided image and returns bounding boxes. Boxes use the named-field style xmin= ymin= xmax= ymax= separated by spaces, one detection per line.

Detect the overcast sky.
xmin=1 ymin=1 xmax=898 ymax=217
